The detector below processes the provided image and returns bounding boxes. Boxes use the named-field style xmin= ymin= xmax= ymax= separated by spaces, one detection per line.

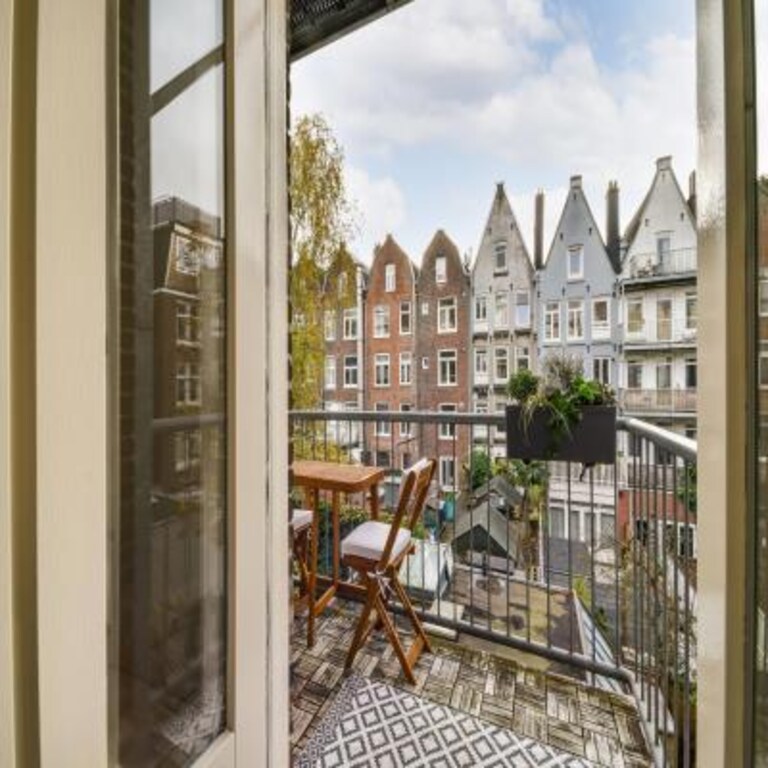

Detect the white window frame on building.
xmin=494 ymin=347 xmax=509 ymax=383
xmin=627 ymin=360 xmax=643 ymax=389
xmin=342 ymin=307 xmax=358 ymax=340
xmin=399 ymin=352 xmax=412 ymax=386
xmin=591 ymin=297 xmax=610 ymax=340
xmin=567 ymin=245 xmax=584 ymax=280
xmin=474 ymin=349 xmax=488 ymax=382
xmin=400 ymin=300 xmax=412 ymax=335
xmin=686 ymin=292 xmax=698 ymax=332
xmin=439 ymin=404 xmax=457 ymax=440
xmin=385 ymin=263 xmax=396 ymax=292
xmin=374 ymin=353 xmax=391 ymax=387
xmin=494 ymin=290 xmax=509 ymax=328
xmin=592 ymin=357 xmax=611 ymax=385
xmin=421 ymin=300 xmax=429 ymax=316
xmin=400 ymin=403 xmax=413 ymax=437
xmin=544 ymin=301 xmax=560 ymax=341
xmin=176 ymin=300 xmax=200 ymax=344
xmin=438 ymin=297 xmax=458 ymax=333
xmin=174 ymin=430 xmax=202 ymax=473
xmin=439 ymin=456 xmax=456 ymax=489
xmin=373 ymin=305 xmax=390 ymax=338
xmin=474 ymin=294 xmax=488 ymax=326
xmin=324 ymin=309 xmax=336 ymax=341
xmin=324 ymin=355 xmax=336 ymax=390
xmin=686 ymin=358 xmax=698 ymax=390
xmin=657 ymin=298 xmax=673 ymax=341
xmin=515 ymin=290 xmax=530 ymax=328
xmin=343 ymin=355 xmax=358 ymax=388
xmin=516 ymin=346 xmax=530 ymax=372
xmin=435 ymin=256 xmax=447 ymax=284
xmin=494 ymin=240 xmax=507 ymax=272
xmin=176 ymin=362 xmax=201 ymax=406
xmin=438 ymin=350 xmax=458 ymax=387
xmin=627 ymin=297 xmax=645 ymax=336
xmin=760 ymin=277 xmax=768 ymax=317
xmin=567 ymin=299 xmax=585 ymax=341
xmin=375 ymin=403 xmax=391 ymax=437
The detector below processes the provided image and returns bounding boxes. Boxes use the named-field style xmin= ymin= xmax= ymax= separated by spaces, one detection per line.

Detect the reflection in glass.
xmin=116 ymin=1 xmax=227 ymax=765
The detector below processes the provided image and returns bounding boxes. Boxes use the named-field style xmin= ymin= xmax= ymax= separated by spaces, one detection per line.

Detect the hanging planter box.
xmin=505 ymin=404 xmax=616 ymax=464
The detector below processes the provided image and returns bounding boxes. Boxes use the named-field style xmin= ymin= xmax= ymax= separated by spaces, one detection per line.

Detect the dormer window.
xmin=385 ymin=264 xmax=396 ymax=292
xmin=435 ymin=256 xmax=447 ymax=284
xmin=567 ymin=246 xmax=584 ymax=280
xmin=494 ymin=241 xmax=507 ymax=272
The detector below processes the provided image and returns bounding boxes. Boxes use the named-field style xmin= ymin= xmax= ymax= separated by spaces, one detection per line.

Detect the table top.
xmin=291 ymin=460 xmax=385 ymax=492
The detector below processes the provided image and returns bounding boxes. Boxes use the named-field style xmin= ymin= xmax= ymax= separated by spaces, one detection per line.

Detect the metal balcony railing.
xmin=289 ymin=408 xmax=697 ymax=767
xmin=620 ymin=388 xmax=698 ymax=414
xmin=625 ymin=247 xmax=697 ymax=279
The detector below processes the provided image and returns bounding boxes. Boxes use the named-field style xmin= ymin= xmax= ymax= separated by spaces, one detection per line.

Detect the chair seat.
xmin=341 ymin=520 xmax=411 ymax=563
xmin=291 ymin=508 xmax=313 ymax=532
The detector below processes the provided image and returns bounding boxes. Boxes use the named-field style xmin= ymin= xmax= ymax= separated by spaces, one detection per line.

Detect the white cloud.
xmin=345 ymin=166 xmax=406 ymax=262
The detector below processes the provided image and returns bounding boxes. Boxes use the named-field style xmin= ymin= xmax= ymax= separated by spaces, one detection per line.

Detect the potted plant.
xmin=505 ymin=353 xmax=617 ymax=464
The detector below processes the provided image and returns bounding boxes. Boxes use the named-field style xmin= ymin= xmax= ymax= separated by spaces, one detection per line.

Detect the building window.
xmin=399 ymin=352 xmax=412 ymax=386
xmin=324 ymin=310 xmax=336 ymax=341
xmin=516 ymin=346 xmax=530 ymax=371
xmin=627 ymin=298 xmax=644 ymax=335
xmin=421 ymin=356 xmax=429 ymax=370
xmin=385 ymin=263 xmax=396 ymax=292
xmin=373 ymin=305 xmax=390 ymax=338
xmin=685 ymin=293 xmax=697 ymax=331
xmin=567 ymin=246 xmax=584 ymax=279
xmin=400 ymin=403 xmax=413 ymax=437
xmin=544 ymin=301 xmax=560 ymax=341
xmin=567 ymin=300 xmax=584 ymax=340
xmin=657 ymin=234 xmax=672 ymax=264
xmin=494 ymin=241 xmax=507 ymax=272
xmin=495 ymin=402 xmax=506 ymax=439
xmin=439 ymin=456 xmax=456 ymax=488
xmin=515 ymin=290 xmax=530 ymax=328
xmin=176 ymin=301 xmax=200 ymax=344
xmin=627 ymin=360 xmax=643 ymax=389
xmin=657 ymin=299 xmax=672 ymax=341
xmin=438 ymin=297 xmax=457 ymax=333
xmin=494 ymin=348 xmax=509 ymax=383
xmin=421 ymin=301 xmax=429 ymax=316
xmin=374 ymin=353 xmax=391 ymax=387
xmin=592 ymin=357 xmax=611 ymax=385
xmin=591 ymin=298 xmax=610 ymax=340
xmin=439 ymin=404 xmax=457 ymax=440
xmin=400 ymin=301 xmax=412 ymax=335
xmin=176 ymin=362 xmax=201 ymax=405
xmin=685 ymin=358 xmax=697 ymax=389
xmin=375 ymin=451 xmax=391 ymax=468
xmin=656 ymin=360 xmax=672 ymax=390
xmin=438 ymin=350 xmax=458 ymax=386
xmin=474 ymin=349 xmax=488 ymax=381
xmin=436 ymin=256 xmax=447 ymax=284
xmin=174 ymin=430 xmax=202 ymax=473
xmin=324 ymin=356 xmax=336 ymax=389
xmin=760 ymin=349 xmax=768 ymax=389
xmin=760 ymin=280 xmax=768 ymax=317
xmin=375 ymin=403 xmax=390 ymax=436
xmin=494 ymin=291 xmax=509 ymax=328
xmin=474 ymin=294 xmax=487 ymax=325
xmin=343 ymin=308 xmax=358 ymax=340
xmin=343 ymin=355 xmax=358 ymax=388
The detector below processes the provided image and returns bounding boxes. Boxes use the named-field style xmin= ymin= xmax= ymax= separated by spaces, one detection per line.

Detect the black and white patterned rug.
xmin=295 ymin=675 xmax=596 ymax=767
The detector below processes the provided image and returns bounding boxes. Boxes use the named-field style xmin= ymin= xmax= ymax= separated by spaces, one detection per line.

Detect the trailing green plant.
xmin=506 ymin=367 xmax=539 ymax=404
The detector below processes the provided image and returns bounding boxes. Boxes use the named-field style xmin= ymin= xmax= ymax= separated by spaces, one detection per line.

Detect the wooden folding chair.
xmin=340 ymin=457 xmax=436 ymax=684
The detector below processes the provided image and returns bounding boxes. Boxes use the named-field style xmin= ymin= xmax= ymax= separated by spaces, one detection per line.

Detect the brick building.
xmin=363 ymin=235 xmax=419 ymax=470
xmin=416 ymin=230 xmax=471 ymax=490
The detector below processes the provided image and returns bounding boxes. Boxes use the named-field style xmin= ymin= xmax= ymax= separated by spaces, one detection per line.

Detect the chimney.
xmin=606 ymin=181 xmax=621 ymax=270
xmin=656 ymin=155 xmax=673 ymax=171
xmin=570 ymin=175 xmax=583 ymax=190
xmin=534 ymin=189 xmax=545 ymax=270
xmin=688 ymin=170 xmax=697 ymax=218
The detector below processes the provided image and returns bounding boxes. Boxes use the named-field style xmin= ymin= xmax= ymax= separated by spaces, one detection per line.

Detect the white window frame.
xmin=760 ymin=280 xmax=768 ymax=317
xmin=399 ymin=300 xmax=412 ymax=335
xmin=516 ymin=346 xmax=530 ymax=372
xmin=400 ymin=403 xmax=413 ymax=437
xmin=373 ymin=305 xmax=390 ymax=338
xmin=342 ymin=308 xmax=358 ymax=340
xmin=515 ymin=290 xmax=530 ymax=329
xmin=591 ymin=298 xmax=610 ymax=340
xmin=592 ymin=357 xmax=611 ymax=385
xmin=474 ymin=349 xmax=488 ymax=383
xmin=494 ymin=347 xmax=509 ymax=383
xmin=374 ymin=353 xmax=391 ymax=388
xmin=439 ymin=404 xmax=457 ymax=440
xmin=176 ymin=300 xmax=200 ymax=344
xmin=438 ymin=296 xmax=457 ymax=333
xmin=176 ymin=362 xmax=201 ymax=406
xmin=439 ymin=456 xmax=457 ymax=489
xmin=627 ymin=298 xmax=644 ymax=336
xmin=567 ymin=299 xmax=585 ymax=341
xmin=627 ymin=360 xmax=643 ymax=389
xmin=685 ymin=292 xmax=698 ymax=331
xmin=567 ymin=245 xmax=584 ymax=280
xmin=438 ymin=349 xmax=458 ymax=387
xmin=760 ymin=351 xmax=768 ymax=390
xmin=375 ymin=404 xmax=391 ymax=436
xmin=343 ymin=355 xmax=358 ymax=389
xmin=544 ymin=301 xmax=560 ymax=342
xmin=435 ymin=256 xmax=447 ymax=284
xmin=399 ymin=352 xmax=412 ymax=386
xmin=324 ymin=355 xmax=336 ymax=390
xmin=324 ymin=309 xmax=336 ymax=341
xmin=421 ymin=301 xmax=429 ymax=316
xmin=494 ymin=240 xmax=507 ymax=272
xmin=494 ymin=290 xmax=509 ymax=328
xmin=474 ymin=294 xmax=488 ymax=326
xmin=385 ymin=263 xmax=396 ymax=292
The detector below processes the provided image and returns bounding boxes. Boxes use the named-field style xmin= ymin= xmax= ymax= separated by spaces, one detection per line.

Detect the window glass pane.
xmin=117 ymin=3 xmax=227 ymax=764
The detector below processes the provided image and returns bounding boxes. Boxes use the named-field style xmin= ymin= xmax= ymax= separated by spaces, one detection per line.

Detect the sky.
xmin=290 ymin=0 xmax=699 ymax=267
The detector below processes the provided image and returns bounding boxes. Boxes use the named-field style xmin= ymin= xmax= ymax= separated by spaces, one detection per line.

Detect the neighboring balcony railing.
xmin=620 ymin=388 xmax=698 ymax=414
xmin=625 ymin=247 xmax=697 ymax=279
xmin=289 ymin=408 xmax=697 ymax=767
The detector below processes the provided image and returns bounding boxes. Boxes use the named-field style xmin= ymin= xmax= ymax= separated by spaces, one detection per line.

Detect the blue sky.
xmin=291 ymin=0 xmax=698 ymax=267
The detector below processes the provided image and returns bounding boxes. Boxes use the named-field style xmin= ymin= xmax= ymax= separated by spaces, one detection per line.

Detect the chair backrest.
xmin=379 ymin=457 xmax=436 ymax=566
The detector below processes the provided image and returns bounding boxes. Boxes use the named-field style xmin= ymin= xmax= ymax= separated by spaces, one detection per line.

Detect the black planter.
xmin=505 ymin=404 xmax=617 ymax=464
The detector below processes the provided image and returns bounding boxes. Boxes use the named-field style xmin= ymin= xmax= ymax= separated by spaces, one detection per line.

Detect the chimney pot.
xmin=570 ymin=175 xmax=583 ymax=189
xmin=656 ymin=155 xmax=672 ymax=171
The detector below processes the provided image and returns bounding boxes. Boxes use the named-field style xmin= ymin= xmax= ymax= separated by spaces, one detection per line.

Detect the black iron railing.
xmin=289 ymin=408 xmax=697 ymax=767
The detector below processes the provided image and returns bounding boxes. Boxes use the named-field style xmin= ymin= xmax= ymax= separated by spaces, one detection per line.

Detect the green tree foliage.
xmin=290 ymin=114 xmax=359 ymax=408
xmin=466 ymin=449 xmax=493 ymax=490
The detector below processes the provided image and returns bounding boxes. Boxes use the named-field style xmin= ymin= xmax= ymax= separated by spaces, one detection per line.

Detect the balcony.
xmin=622 ymin=323 xmax=697 ymax=351
xmin=289 ymin=409 xmax=697 ymax=767
xmin=624 ymin=248 xmax=697 ymax=282
xmin=620 ymin=389 xmax=697 ymax=416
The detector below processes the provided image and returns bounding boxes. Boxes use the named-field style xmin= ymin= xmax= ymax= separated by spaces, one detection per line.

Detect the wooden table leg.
xmin=307 ymin=487 xmax=320 ymax=648
xmin=370 ymin=481 xmax=379 ymax=521
xmin=332 ymin=491 xmax=340 ymax=587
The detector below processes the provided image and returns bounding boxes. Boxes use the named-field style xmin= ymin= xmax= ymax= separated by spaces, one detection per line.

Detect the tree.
xmin=466 ymin=449 xmax=492 ymax=490
xmin=290 ymin=114 xmax=359 ymax=409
